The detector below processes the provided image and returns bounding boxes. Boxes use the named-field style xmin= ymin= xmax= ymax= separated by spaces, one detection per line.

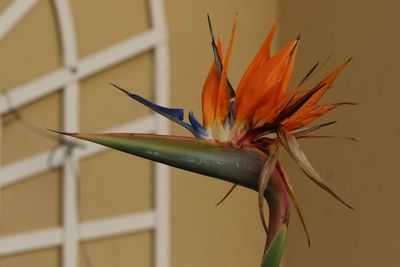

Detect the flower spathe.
xmin=54 ymin=16 xmax=354 ymax=266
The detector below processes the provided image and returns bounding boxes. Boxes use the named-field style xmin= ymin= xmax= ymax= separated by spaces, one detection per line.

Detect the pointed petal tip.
xmin=346 ymin=56 xmax=353 ymax=64
xmin=110 ymin=82 xmax=130 ymax=95
xmin=47 ymin=129 xmax=76 ymax=136
xmin=342 ymin=102 xmax=357 ymax=105
xmin=207 ymin=14 xmax=216 ymax=42
xmin=348 ymin=203 xmax=356 ymax=211
xmin=298 ymin=61 xmax=320 ymax=86
xmin=215 ymin=184 xmax=237 ymax=206
xmin=288 ymin=34 xmax=300 ymax=56
xmin=291 ymin=37 xmax=300 ymax=54
xmin=323 ymin=184 xmax=355 ymax=211
xmin=322 ymin=120 xmax=337 ymax=127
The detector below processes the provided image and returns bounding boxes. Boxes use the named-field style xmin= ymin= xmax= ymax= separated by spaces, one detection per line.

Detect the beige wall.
xmin=280 ymin=0 xmax=400 ymax=266
xmin=0 ymin=0 xmax=278 ymax=266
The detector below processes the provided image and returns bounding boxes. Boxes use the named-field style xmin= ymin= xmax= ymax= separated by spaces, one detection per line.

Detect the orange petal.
xmin=252 ymin=41 xmax=299 ymax=126
xmin=233 ymin=23 xmax=277 ymax=124
xmin=235 ymin=39 xmax=298 ymax=124
xmin=284 ymin=102 xmax=355 ymax=131
xmin=215 ymin=17 xmax=237 ymax=122
xmin=201 ymin=37 xmax=225 ymax=128
xmin=237 ymin=23 xmax=277 ymax=94
xmin=201 ymin=62 xmax=219 ymax=127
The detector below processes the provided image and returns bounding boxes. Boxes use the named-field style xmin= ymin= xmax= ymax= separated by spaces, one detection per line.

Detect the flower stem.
xmin=262 ymin=169 xmax=291 ymax=267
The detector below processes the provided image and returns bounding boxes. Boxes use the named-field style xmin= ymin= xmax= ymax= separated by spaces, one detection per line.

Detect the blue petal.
xmin=188 ymin=111 xmax=208 ymax=138
xmin=112 ymin=83 xmax=206 ymax=138
xmin=128 ymin=93 xmax=184 ymax=121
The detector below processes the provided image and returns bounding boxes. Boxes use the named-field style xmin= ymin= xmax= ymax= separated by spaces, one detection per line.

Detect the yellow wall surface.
xmin=280 ymin=0 xmax=400 ymax=266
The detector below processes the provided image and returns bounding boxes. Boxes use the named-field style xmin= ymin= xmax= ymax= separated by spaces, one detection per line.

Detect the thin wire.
xmin=1 ymin=91 xmax=60 ymax=142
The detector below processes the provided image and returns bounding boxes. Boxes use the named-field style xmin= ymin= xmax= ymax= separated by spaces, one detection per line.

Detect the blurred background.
xmin=0 ymin=0 xmax=399 ymax=266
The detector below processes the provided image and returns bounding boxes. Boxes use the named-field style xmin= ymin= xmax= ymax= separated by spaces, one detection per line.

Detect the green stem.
xmin=262 ymin=168 xmax=290 ymax=267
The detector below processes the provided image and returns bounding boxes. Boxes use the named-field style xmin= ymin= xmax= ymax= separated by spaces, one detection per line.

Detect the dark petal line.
xmin=298 ymin=61 xmax=319 ymax=86
xmin=291 ymin=121 xmax=337 ymax=136
xmin=216 ymin=184 xmax=237 ymax=206
xmin=207 ymin=14 xmax=236 ymax=98
xmin=273 ymin=83 xmax=326 ymax=125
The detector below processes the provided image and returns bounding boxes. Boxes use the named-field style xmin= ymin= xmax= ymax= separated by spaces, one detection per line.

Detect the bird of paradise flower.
xmin=54 ymin=15 xmax=355 ymax=267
